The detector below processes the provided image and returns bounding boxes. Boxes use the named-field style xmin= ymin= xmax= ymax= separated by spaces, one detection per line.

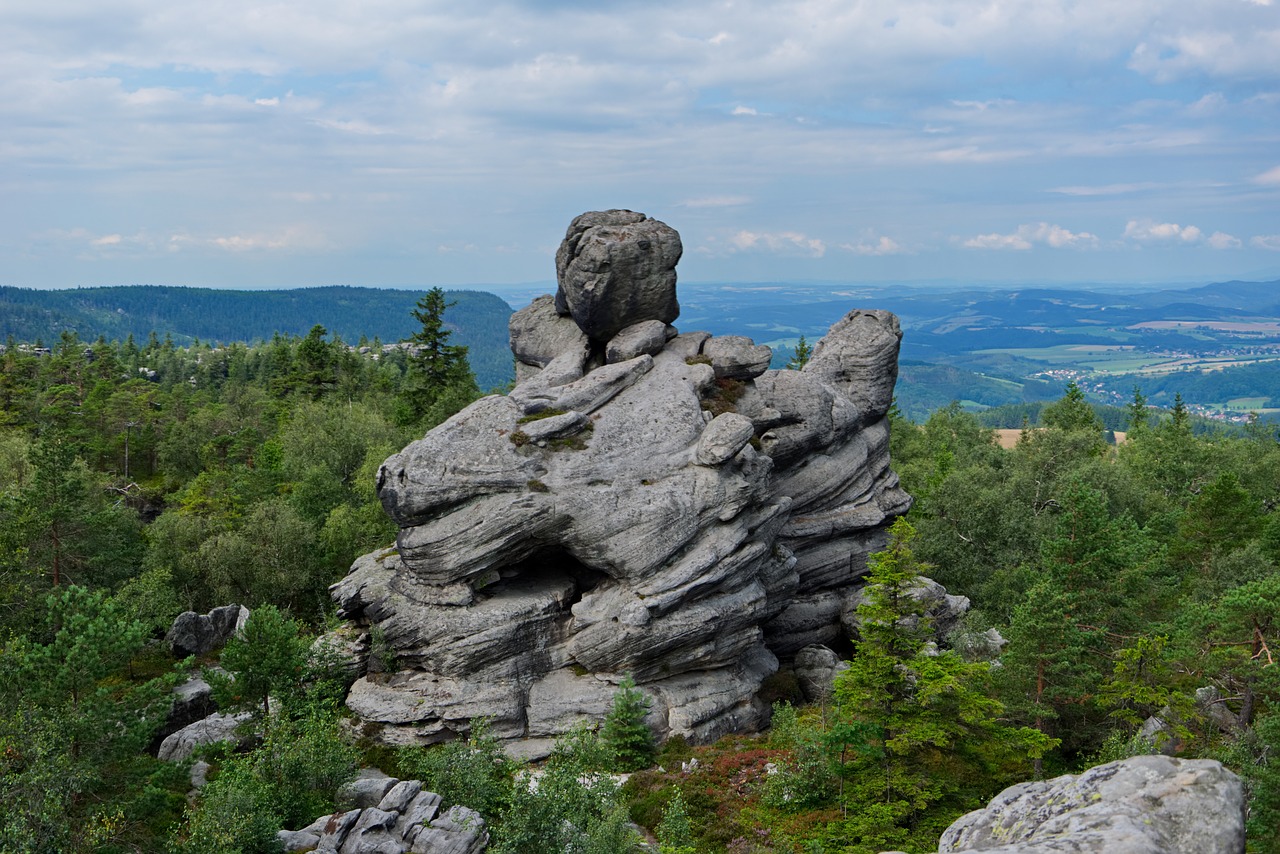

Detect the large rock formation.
xmin=331 ymin=210 xmax=911 ymax=753
xmin=936 ymin=755 xmax=1245 ymax=854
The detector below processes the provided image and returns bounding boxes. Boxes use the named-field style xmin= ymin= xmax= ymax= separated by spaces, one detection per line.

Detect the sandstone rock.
xmin=804 ymin=309 xmax=902 ymax=423
xmin=157 ymin=711 xmax=252 ymax=762
xmin=793 ymin=644 xmax=850 ymax=703
xmin=938 ymin=756 xmax=1245 ymax=854
xmin=554 ymin=210 xmax=682 ymax=341
xmin=696 ymin=413 xmax=756 ymax=466
xmin=606 ymin=320 xmax=672 ymax=363
xmin=337 ymin=768 xmax=397 ymax=811
xmin=843 ymin=575 xmax=969 ymax=641
xmin=703 ymin=335 xmax=773 ymax=380
xmin=509 ymin=294 xmax=590 ymax=373
xmin=332 ymin=211 xmax=911 ymax=750
xmin=152 ymin=674 xmax=218 ymax=752
xmin=165 ymin=604 xmax=248 ymax=657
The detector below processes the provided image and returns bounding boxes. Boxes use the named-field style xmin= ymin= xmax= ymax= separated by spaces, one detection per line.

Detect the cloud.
xmin=729 ymin=230 xmax=825 ymax=257
xmin=1252 ymin=235 xmax=1280 ymax=251
xmin=1207 ymin=231 xmax=1242 ymax=249
xmin=1049 ymin=183 xmax=1162 ymax=196
xmin=841 ymin=236 xmax=905 ymax=256
xmin=90 ymin=234 xmax=123 ymax=247
xmin=1123 ymin=219 xmax=1203 ymax=243
xmin=1255 ymin=165 xmax=1280 ymax=185
xmin=678 ymin=196 xmax=751 ymax=208
xmin=731 ymin=106 xmax=758 ymax=116
xmin=963 ymin=222 xmax=1099 ymax=251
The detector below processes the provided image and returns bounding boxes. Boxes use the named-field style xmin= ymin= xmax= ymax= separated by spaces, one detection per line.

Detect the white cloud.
xmin=679 ymin=196 xmax=751 ymax=208
xmin=841 ymin=236 xmax=905 ymax=256
xmin=3 ymin=1 xmax=1279 ymax=286
xmin=1124 ymin=219 xmax=1204 ymax=243
xmin=1252 ymin=235 xmax=1280 ymax=251
xmin=1207 ymin=231 xmax=1242 ymax=249
xmin=90 ymin=234 xmax=123 ymax=246
xmin=1255 ymin=165 xmax=1280 ymax=185
xmin=729 ymin=230 xmax=825 ymax=257
xmin=963 ymin=222 xmax=1099 ymax=250
xmin=1048 ymin=182 xmax=1169 ymax=196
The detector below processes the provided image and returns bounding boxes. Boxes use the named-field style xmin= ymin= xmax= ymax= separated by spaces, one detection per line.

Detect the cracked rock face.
xmin=938 ymin=755 xmax=1245 ymax=854
xmin=331 ymin=210 xmax=911 ymax=754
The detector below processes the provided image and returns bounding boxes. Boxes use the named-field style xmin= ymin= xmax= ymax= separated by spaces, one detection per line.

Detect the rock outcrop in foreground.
xmin=331 ymin=210 xmax=912 ymax=753
xmin=935 ymin=755 xmax=1245 ymax=854
xmin=280 ymin=771 xmax=487 ymax=853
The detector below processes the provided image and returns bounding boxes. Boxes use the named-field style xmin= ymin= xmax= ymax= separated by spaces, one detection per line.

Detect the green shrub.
xmin=399 ymin=719 xmax=514 ymax=819
xmin=176 ymin=758 xmax=281 ymax=854
xmin=601 ymin=675 xmax=656 ymax=772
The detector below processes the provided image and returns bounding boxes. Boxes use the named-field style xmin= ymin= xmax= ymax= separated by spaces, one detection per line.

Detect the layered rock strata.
xmin=332 ymin=210 xmax=911 ymax=753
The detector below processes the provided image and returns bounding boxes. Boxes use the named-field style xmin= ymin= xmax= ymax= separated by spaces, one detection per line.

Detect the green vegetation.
xmin=7 ymin=290 xmax=1280 ymax=853
xmin=0 ymin=285 xmax=515 ymax=390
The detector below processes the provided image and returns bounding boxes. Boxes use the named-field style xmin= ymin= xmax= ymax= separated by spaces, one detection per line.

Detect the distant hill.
xmin=0 ymin=285 xmax=515 ymax=389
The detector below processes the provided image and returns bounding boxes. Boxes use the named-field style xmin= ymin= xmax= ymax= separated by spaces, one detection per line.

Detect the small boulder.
xmin=510 ymin=295 xmax=590 ymax=370
xmin=702 ymin=336 xmax=772 ymax=380
xmin=554 ymin=210 xmax=682 ymax=342
xmin=696 ymin=413 xmax=756 ymax=466
xmin=337 ymin=768 xmax=398 ymax=811
xmin=157 ymin=711 xmax=252 ymax=762
xmin=606 ymin=320 xmax=671 ymax=363
xmin=166 ymin=604 xmax=249 ymax=657
xmin=793 ymin=644 xmax=850 ymax=703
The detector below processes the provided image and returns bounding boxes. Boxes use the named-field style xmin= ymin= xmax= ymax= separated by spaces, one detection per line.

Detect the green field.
xmin=971 ymin=345 xmax=1177 ymax=373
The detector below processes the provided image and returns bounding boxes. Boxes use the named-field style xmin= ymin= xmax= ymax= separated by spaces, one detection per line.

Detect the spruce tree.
xmin=601 ymin=674 xmax=656 ymax=771
xmin=830 ymin=519 xmax=1055 ymax=850
xmin=399 ymin=288 xmax=479 ymax=425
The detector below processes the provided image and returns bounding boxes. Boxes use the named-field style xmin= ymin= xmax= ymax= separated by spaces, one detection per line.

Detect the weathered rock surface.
xmin=793 ymin=644 xmax=850 ymax=703
xmin=151 ymin=673 xmax=220 ymax=753
xmin=332 ymin=210 xmax=910 ymax=750
xmin=1138 ymin=684 xmax=1242 ymax=755
xmin=157 ymin=711 xmax=252 ymax=762
xmin=937 ymin=755 xmax=1245 ymax=854
xmin=553 ymin=209 xmax=682 ymax=341
xmin=165 ymin=604 xmax=248 ymax=657
xmin=281 ymin=776 xmax=488 ymax=854
xmin=843 ymin=575 xmax=969 ymax=642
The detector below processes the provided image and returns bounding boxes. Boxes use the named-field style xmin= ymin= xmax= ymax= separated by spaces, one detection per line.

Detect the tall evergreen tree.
xmin=399 ymin=288 xmax=479 ymax=425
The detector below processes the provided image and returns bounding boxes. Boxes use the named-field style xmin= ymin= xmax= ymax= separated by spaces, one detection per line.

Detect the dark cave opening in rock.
xmin=487 ymin=547 xmax=612 ymax=610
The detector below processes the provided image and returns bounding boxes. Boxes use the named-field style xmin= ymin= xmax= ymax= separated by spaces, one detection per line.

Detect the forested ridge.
xmin=0 ymin=286 xmax=515 ymax=390
xmin=3 ymin=305 xmax=1280 ymax=852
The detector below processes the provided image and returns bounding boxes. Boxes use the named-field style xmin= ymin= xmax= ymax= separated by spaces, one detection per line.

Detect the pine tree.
xmin=399 ymin=288 xmax=478 ymax=425
xmin=786 ymin=335 xmax=812 ymax=370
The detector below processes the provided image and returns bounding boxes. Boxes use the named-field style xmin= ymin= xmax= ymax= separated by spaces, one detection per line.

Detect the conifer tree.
xmin=601 ymin=674 xmax=656 ymax=771
xmin=830 ymin=519 xmax=1054 ymax=850
xmin=399 ymin=288 xmax=479 ymax=425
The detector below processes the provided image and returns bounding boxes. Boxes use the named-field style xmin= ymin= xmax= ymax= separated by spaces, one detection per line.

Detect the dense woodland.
xmin=3 ymin=305 xmax=1280 ymax=853
xmin=0 ymin=286 xmax=515 ymax=391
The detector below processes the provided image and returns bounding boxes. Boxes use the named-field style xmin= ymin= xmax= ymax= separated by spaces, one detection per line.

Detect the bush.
xmin=255 ymin=711 xmax=359 ymax=828
xmin=177 ymin=758 xmax=281 ymax=854
xmin=398 ymin=719 xmax=514 ymax=819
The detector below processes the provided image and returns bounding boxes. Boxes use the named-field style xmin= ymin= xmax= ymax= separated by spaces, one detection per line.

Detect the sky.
xmin=3 ymin=0 xmax=1280 ymax=290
